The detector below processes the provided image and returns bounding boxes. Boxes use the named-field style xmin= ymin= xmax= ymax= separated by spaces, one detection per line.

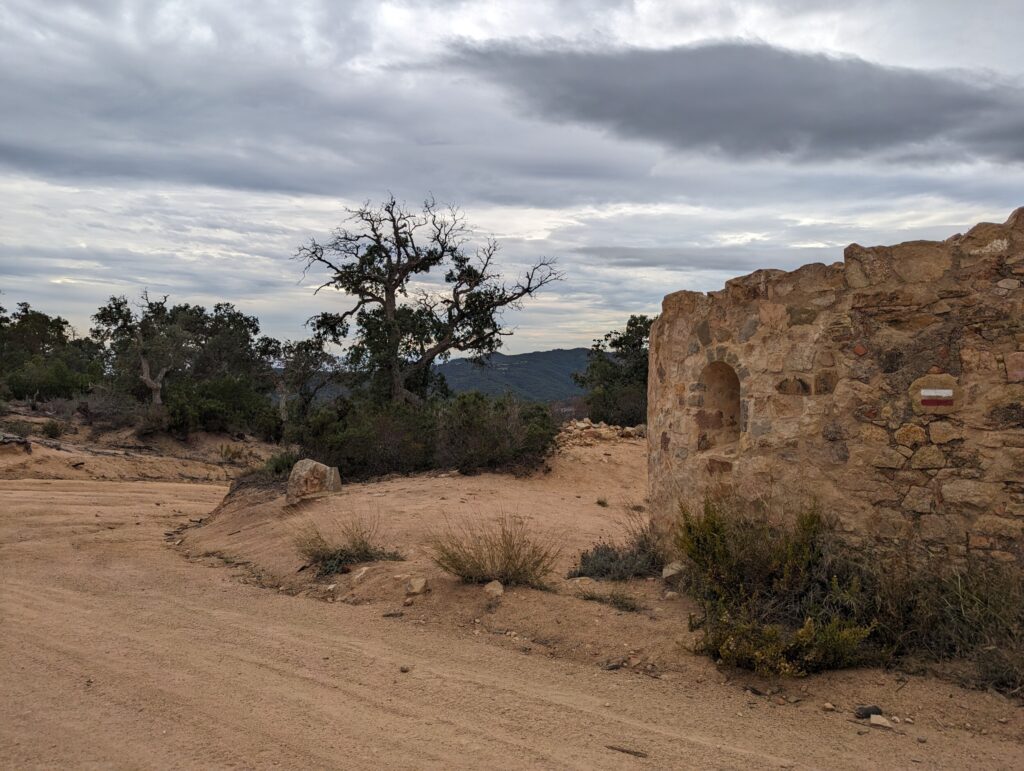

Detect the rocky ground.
xmin=1 ymin=422 xmax=1022 ymax=769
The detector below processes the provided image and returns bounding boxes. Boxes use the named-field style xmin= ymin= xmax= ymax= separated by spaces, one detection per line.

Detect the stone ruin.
xmin=648 ymin=209 xmax=1024 ymax=564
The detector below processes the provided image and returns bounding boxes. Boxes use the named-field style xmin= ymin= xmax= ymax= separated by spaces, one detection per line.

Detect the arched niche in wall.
xmin=695 ymin=361 xmax=741 ymax=450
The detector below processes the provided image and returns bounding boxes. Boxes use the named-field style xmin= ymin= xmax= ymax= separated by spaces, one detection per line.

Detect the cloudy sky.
xmin=2 ymin=0 xmax=1022 ymax=352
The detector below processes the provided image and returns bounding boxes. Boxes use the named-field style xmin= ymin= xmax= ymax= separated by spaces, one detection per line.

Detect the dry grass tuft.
xmin=295 ymin=515 xmax=403 ymax=577
xmin=568 ymin=511 xmax=666 ymax=581
xmin=576 ymin=588 xmax=645 ymax=613
xmin=429 ymin=515 xmax=561 ymax=588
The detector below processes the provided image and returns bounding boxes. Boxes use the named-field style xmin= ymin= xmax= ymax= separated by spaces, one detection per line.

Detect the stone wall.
xmin=648 ymin=209 xmax=1024 ymax=563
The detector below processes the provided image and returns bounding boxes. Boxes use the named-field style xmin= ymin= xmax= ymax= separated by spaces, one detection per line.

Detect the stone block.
xmin=894 ymin=424 xmax=927 ymax=447
xmin=286 ymin=459 xmax=342 ymax=505
xmin=974 ymin=516 xmax=1023 ymax=539
xmin=902 ymin=486 xmax=933 ymax=514
xmin=890 ymin=242 xmax=952 ymax=283
xmin=1006 ymin=351 xmax=1024 ymax=383
xmin=859 ymin=424 xmax=890 ymax=444
xmin=872 ymin=448 xmax=906 ymax=469
xmin=909 ymin=445 xmax=945 ymax=469
xmin=928 ymin=421 xmax=960 ymax=444
xmin=941 ymin=478 xmax=1002 ymax=509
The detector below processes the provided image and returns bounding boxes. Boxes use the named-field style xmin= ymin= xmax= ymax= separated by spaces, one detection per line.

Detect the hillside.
xmin=436 ymin=347 xmax=590 ymax=402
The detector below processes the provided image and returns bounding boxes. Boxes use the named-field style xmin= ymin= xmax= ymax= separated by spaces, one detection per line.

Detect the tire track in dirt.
xmin=3 ymin=479 xmax=1021 ymax=770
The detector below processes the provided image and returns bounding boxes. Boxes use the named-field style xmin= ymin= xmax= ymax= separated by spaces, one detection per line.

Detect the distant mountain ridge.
xmin=436 ymin=348 xmax=590 ymax=402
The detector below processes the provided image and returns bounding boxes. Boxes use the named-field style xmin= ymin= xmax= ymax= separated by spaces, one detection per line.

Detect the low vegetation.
xmin=568 ymin=513 xmax=666 ymax=581
xmin=576 ymin=588 xmax=645 ymax=613
xmin=429 ymin=515 xmax=561 ymax=587
xmin=573 ymin=314 xmax=654 ymax=426
xmin=41 ymin=419 xmax=64 ymax=439
xmin=677 ymin=497 xmax=1024 ymax=693
xmin=263 ymin=451 xmax=300 ymax=477
xmin=292 ymin=393 xmax=558 ymax=481
xmin=294 ymin=517 xmax=403 ymax=577
xmin=1 ymin=198 xmax=564 ymax=482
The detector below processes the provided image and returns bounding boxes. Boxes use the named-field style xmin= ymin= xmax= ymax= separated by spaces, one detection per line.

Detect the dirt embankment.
xmin=2 ymin=432 xmax=1022 ymax=769
xmin=1 ymin=409 xmax=275 ymax=483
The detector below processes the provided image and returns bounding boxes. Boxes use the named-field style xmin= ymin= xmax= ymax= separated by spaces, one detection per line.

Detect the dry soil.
xmin=1 ymin=437 xmax=1022 ymax=769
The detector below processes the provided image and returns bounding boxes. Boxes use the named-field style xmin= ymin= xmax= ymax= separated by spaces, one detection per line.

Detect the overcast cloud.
xmin=1 ymin=0 xmax=1022 ymax=351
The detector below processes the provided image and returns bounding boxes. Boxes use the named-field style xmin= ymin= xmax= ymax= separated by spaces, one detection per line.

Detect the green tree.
xmin=573 ymin=314 xmax=655 ymax=426
xmin=91 ymin=294 xmax=281 ymax=437
xmin=0 ymin=302 xmax=101 ymax=399
xmin=298 ymin=196 xmax=561 ymax=404
xmin=274 ymin=337 xmax=341 ymax=424
xmin=91 ymin=294 xmax=278 ymax=406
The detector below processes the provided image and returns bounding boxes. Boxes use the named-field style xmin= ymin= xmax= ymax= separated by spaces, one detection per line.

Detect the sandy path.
xmin=1 ymin=479 xmax=1020 ymax=769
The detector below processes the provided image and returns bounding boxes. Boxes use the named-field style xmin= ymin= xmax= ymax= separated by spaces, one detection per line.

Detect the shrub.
xmin=1 ymin=419 xmax=35 ymax=437
xmin=294 ymin=516 xmax=403 ymax=577
xmin=217 ymin=443 xmax=246 ymax=462
xmin=293 ymin=393 xmax=557 ymax=481
xmin=568 ymin=513 xmax=665 ymax=581
xmin=82 ymin=388 xmax=142 ymax=430
xmin=4 ymin=355 xmax=95 ymax=401
xmin=295 ymin=400 xmax=435 ymax=479
xmin=576 ymin=588 xmax=645 ymax=613
xmin=264 ymin=450 xmax=299 ymax=477
xmin=573 ymin=315 xmax=653 ymax=427
xmin=434 ymin=393 xmax=558 ymax=473
xmin=676 ymin=497 xmax=1024 ymax=691
xmin=231 ymin=450 xmax=299 ymax=494
xmin=429 ymin=515 xmax=561 ymax=587
xmin=40 ymin=419 xmax=64 ymax=439
xmin=164 ymin=376 xmax=281 ymax=440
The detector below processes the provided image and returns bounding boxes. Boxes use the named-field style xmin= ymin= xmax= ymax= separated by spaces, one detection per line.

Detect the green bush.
xmin=264 ymin=451 xmax=300 ymax=476
xmin=434 ymin=393 xmax=558 ymax=473
xmin=294 ymin=400 xmax=435 ymax=480
xmin=41 ymin=419 xmax=64 ymax=439
xmin=573 ymin=315 xmax=653 ymax=427
xmin=676 ymin=498 xmax=1024 ymax=690
xmin=292 ymin=393 xmax=557 ymax=481
xmin=4 ymin=356 xmax=94 ymax=400
xmin=164 ymin=376 xmax=281 ymax=440
xmin=568 ymin=513 xmax=665 ymax=581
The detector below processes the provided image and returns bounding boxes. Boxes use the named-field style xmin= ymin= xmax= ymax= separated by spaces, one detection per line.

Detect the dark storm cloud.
xmin=453 ymin=41 xmax=1024 ymax=162
xmin=2 ymin=0 xmax=1021 ymax=209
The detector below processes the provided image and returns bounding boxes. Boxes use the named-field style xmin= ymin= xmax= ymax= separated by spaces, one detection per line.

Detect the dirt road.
xmin=2 ymin=479 xmax=1021 ymax=769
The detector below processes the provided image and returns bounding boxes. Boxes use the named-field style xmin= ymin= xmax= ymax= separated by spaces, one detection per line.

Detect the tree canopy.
xmin=0 ymin=302 xmax=102 ymax=400
xmin=573 ymin=314 xmax=655 ymax=427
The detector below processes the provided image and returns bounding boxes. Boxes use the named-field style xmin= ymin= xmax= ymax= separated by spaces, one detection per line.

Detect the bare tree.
xmin=298 ymin=196 xmax=561 ymax=404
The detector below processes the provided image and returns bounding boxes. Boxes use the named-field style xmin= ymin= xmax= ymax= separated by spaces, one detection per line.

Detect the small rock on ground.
xmin=405 ymin=577 xmax=429 ymax=596
xmin=662 ymin=561 xmax=684 ymax=580
xmin=483 ymin=580 xmax=504 ymax=600
xmin=855 ymin=705 xmax=883 ymax=719
xmin=869 ymin=714 xmax=894 ymax=730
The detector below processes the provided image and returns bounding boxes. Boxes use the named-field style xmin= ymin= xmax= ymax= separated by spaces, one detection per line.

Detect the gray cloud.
xmin=453 ymin=41 xmax=1024 ymax=162
xmin=2 ymin=1 xmax=1023 ymax=353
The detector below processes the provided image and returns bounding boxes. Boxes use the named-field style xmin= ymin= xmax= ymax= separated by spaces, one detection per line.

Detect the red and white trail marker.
xmin=920 ymin=388 xmax=954 ymax=407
